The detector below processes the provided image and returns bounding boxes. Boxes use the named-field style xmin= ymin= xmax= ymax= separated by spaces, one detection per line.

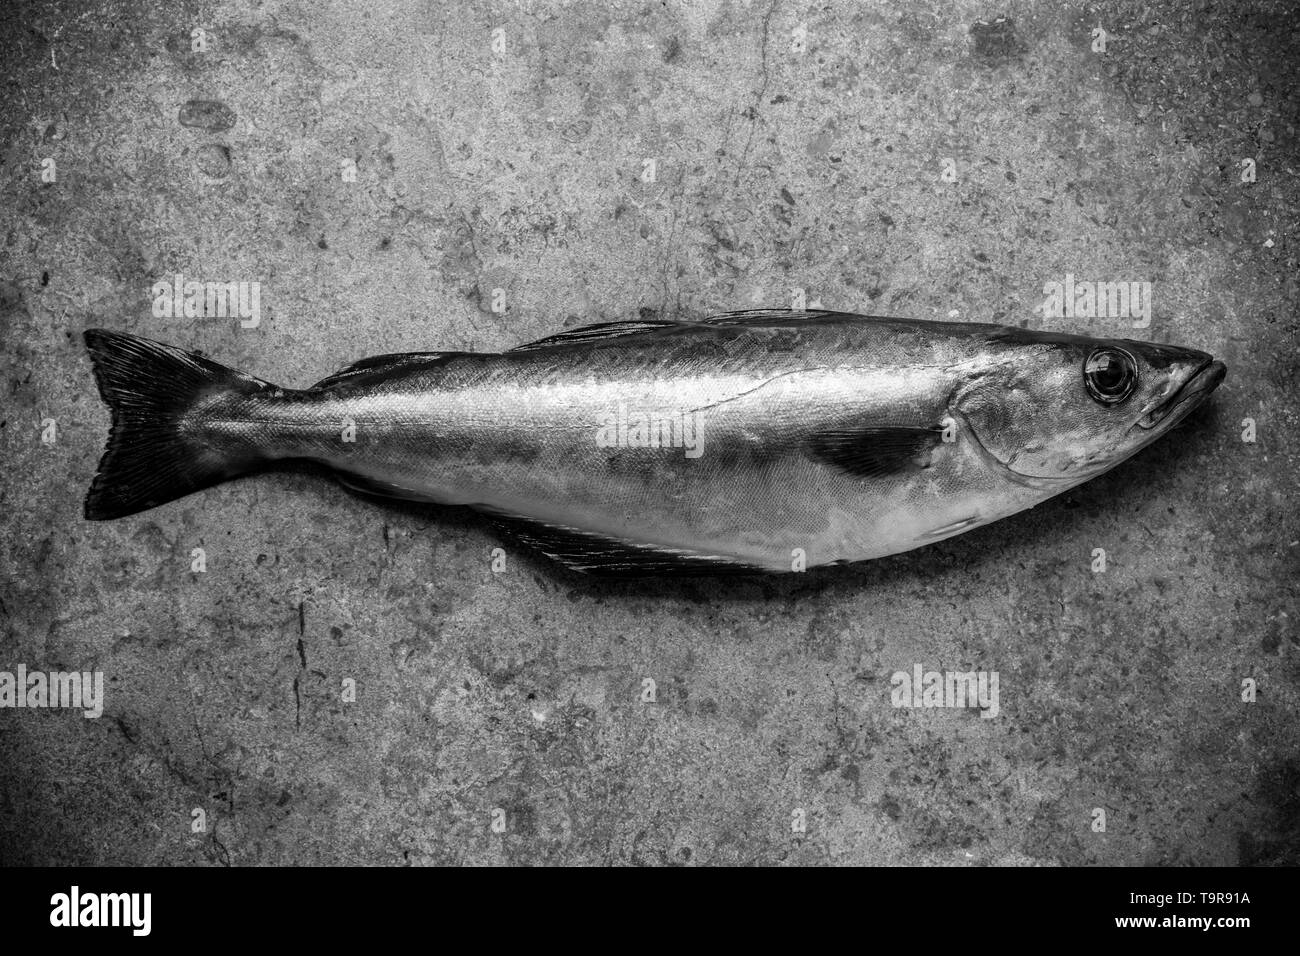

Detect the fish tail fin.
xmin=83 ymin=329 xmax=274 ymax=520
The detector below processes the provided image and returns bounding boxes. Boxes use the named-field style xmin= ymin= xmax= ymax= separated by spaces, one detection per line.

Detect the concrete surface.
xmin=0 ymin=0 xmax=1297 ymax=865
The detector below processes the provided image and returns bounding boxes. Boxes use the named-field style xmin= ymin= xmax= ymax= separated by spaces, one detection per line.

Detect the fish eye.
xmin=1083 ymin=348 xmax=1138 ymax=405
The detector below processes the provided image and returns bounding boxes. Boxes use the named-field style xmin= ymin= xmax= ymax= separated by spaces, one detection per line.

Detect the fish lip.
xmin=1136 ymin=359 xmax=1226 ymax=430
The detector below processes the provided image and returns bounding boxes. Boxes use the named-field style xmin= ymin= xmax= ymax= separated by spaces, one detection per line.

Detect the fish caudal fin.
xmin=83 ymin=329 xmax=272 ymax=520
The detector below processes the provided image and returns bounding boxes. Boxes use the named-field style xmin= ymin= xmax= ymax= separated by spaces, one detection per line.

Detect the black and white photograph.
xmin=0 ymin=0 xmax=1294 ymax=921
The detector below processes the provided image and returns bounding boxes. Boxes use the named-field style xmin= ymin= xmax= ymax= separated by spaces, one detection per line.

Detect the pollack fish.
xmin=82 ymin=311 xmax=1226 ymax=573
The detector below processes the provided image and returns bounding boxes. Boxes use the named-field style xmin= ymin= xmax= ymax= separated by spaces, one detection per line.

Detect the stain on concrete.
xmin=969 ymin=18 xmax=1028 ymax=63
xmin=177 ymin=99 xmax=237 ymax=132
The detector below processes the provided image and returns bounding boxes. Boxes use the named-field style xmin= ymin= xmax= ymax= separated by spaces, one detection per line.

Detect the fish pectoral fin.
xmin=336 ymin=473 xmax=442 ymax=503
xmin=311 ymin=352 xmax=458 ymax=390
xmin=807 ymin=423 xmax=944 ymax=480
xmin=483 ymin=511 xmax=761 ymax=576
xmin=507 ymin=320 xmax=682 ymax=352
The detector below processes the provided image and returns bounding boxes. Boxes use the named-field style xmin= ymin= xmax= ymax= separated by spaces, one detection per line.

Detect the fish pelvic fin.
xmin=83 ymin=329 xmax=274 ymax=520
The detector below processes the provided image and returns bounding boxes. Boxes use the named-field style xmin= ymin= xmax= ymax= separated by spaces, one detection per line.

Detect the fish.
xmin=82 ymin=310 xmax=1226 ymax=574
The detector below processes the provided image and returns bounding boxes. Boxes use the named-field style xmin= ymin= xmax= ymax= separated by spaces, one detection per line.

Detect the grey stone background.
xmin=1 ymin=0 xmax=1297 ymax=865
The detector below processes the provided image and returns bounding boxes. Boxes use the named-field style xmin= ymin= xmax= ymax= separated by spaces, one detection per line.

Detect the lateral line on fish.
xmin=682 ymin=361 xmax=977 ymax=416
xmin=684 ymin=366 xmax=834 ymax=414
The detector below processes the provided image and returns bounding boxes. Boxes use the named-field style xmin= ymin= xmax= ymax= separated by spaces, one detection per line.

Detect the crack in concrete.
xmin=736 ymin=0 xmax=781 ymax=185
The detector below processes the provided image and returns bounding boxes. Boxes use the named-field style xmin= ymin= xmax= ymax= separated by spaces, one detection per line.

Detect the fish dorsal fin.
xmin=484 ymin=510 xmax=761 ymax=576
xmin=506 ymin=310 xmax=849 ymax=353
xmin=807 ymin=423 xmax=944 ymax=480
xmin=311 ymin=352 xmax=457 ymax=390
xmin=507 ymin=320 xmax=683 ymax=352
xmin=701 ymin=308 xmax=842 ymax=324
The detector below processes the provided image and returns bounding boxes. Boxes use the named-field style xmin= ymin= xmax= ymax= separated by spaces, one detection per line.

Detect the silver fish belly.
xmin=83 ymin=311 xmax=1226 ymax=574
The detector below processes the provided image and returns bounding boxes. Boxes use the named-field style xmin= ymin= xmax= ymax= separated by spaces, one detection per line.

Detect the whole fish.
xmin=83 ymin=311 xmax=1225 ymax=573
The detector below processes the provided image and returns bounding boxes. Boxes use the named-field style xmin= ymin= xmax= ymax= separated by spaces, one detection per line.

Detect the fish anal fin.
xmin=808 ymin=424 xmax=943 ymax=480
xmin=485 ymin=512 xmax=761 ymax=576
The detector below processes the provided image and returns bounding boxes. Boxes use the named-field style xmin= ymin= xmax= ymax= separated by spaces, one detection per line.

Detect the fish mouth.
xmin=1136 ymin=359 xmax=1226 ymax=430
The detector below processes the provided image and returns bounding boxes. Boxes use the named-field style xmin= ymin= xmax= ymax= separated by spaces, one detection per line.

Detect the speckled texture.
xmin=1 ymin=0 xmax=1297 ymax=866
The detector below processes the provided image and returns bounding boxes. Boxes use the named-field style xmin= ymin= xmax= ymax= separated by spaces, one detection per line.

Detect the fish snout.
xmin=1135 ymin=353 xmax=1226 ymax=430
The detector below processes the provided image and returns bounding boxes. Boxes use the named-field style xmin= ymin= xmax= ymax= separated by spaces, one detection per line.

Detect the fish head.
xmin=954 ymin=329 xmax=1226 ymax=484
